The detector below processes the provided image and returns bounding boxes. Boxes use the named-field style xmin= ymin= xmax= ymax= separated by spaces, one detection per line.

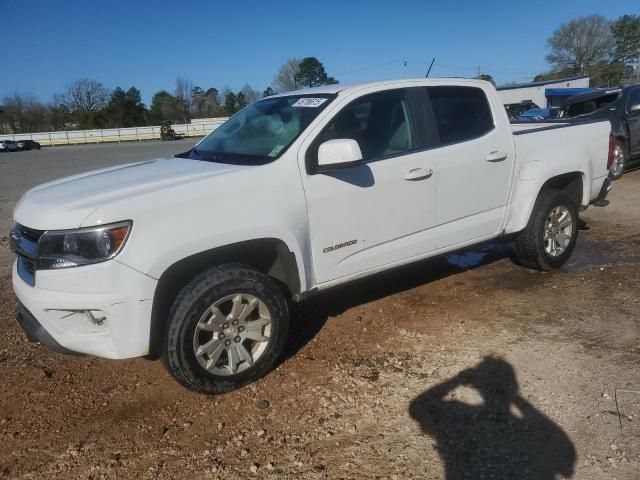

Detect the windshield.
xmin=187 ymin=94 xmax=336 ymax=165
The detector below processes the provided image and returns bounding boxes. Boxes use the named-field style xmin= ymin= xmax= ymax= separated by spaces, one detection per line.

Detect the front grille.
xmin=12 ymin=224 xmax=42 ymax=286
xmin=17 ymin=257 xmax=35 ymax=286
xmin=22 ymin=257 xmax=36 ymax=275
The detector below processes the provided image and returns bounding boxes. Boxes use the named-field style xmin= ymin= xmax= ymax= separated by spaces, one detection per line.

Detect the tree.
xmin=148 ymin=90 xmax=174 ymax=123
xmin=294 ymin=57 xmax=338 ymax=88
xmin=475 ymin=74 xmax=495 ymax=86
xmin=236 ymin=92 xmax=248 ymax=111
xmin=611 ymin=15 xmax=640 ymax=79
xmin=223 ymin=91 xmax=237 ymax=116
xmin=533 ymin=70 xmax=576 ymax=82
xmin=45 ymin=102 xmax=68 ymax=131
xmin=54 ymin=79 xmax=109 ymax=112
xmin=545 ymin=15 xmax=614 ymax=75
xmin=192 ymin=86 xmax=222 ymax=118
xmin=174 ymin=77 xmax=193 ymax=123
xmin=240 ymin=84 xmax=260 ymax=105
xmin=262 ymin=87 xmax=276 ymax=98
xmin=104 ymin=86 xmax=146 ymax=127
xmin=272 ymin=58 xmax=302 ymax=92
xmin=0 ymin=92 xmax=48 ymax=133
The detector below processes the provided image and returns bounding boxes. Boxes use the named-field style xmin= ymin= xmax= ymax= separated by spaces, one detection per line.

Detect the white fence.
xmin=0 ymin=118 xmax=229 ymax=146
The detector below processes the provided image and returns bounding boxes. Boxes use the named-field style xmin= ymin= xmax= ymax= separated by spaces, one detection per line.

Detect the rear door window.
xmin=628 ymin=88 xmax=640 ymax=111
xmin=425 ymin=86 xmax=494 ymax=145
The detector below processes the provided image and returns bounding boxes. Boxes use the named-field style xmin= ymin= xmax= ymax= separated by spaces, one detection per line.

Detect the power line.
xmin=331 ymin=58 xmax=532 ymax=80
xmin=407 ymin=58 xmax=532 ymax=76
xmin=333 ymin=60 xmax=406 ymax=76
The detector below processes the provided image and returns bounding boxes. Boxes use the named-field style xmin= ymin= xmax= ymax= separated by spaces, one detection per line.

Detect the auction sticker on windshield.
xmin=292 ymin=98 xmax=328 ymax=108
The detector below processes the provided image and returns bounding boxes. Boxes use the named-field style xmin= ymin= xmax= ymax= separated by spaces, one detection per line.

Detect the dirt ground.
xmin=0 ymin=148 xmax=639 ymax=479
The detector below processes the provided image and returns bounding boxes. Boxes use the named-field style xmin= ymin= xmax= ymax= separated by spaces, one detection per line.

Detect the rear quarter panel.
xmin=505 ymin=120 xmax=611 ymax=234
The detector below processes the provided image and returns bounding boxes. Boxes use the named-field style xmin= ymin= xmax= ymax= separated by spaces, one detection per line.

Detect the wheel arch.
xmin=147 ymin=238 xmax=301 ymax=358
xmin=505 ymin=171 xmax=585 ymax=234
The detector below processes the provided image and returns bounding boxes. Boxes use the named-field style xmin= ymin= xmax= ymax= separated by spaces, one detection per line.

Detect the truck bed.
xmin=511 ymin=119 xmax=611 ymax=205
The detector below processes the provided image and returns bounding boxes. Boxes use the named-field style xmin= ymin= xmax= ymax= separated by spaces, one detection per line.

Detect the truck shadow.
xmin=409 ymin=356 xmax=576 ymax=479
xmin=284 ymin=240 xmax=515 ymax=360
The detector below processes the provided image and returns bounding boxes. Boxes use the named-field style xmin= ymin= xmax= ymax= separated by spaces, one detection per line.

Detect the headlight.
xmin=37 ymin=221 xmax=132 ymax=269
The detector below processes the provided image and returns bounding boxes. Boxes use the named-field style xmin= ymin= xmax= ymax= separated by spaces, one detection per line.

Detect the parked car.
xmin=517 ymin=107 xmax=559 ymax=122
xmin=10 ymin=78 xmax=613 ymax=394
xmin=558 ymin=84 xmax=640 ymax=179
xmin=504 ymin=101 xmax=539 ymax=120
xmin=0 ymin=140 xmax=19 ymax=152
xmin=16 ymin=140 xmax=41 ymax=151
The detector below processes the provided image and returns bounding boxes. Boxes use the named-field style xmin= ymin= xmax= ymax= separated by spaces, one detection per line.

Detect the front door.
xmin=301 ymin=88 xmax=439 ymax=284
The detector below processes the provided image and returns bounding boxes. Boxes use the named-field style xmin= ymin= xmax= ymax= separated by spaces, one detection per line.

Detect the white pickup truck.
xmin=10 ymin=79 xmax=613 ymax=393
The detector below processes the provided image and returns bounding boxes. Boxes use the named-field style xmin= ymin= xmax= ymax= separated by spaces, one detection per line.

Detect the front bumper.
xmin=12 ymin=259 xmax=157 ymax=359
xmin=16 ymin=302 xmax=78 ymax=355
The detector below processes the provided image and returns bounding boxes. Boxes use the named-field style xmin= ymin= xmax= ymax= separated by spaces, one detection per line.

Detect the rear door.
xmin=421 ymin=85 xmax=515 ymax=248
xmin=627 ymin=87 xmax=640 ymax=158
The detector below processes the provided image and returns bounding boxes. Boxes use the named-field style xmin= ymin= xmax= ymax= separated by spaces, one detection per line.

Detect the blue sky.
xmin=1 ymin=0 xmax=637 ymax=105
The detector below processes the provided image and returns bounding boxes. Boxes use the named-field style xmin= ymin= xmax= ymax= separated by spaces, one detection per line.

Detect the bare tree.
xmin=545 ymin=15 xmax=614 ymax=75
xmin=0 ymin=92 xmax=49 ymax=133
xmin=272 ymin=58 xmax=302 ymax=92
xmin=174 ymin=77 xmax=193 ymax=123
xmin=240 ymin=84 xmax=261 ymax=105
xmin=45 ymin=102 xmax=68 ymax=131
xmin=54 ymin=79 xmax=109 ymax=112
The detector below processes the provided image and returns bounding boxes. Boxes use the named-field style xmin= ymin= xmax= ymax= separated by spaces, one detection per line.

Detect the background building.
xmin=497 ymin=76 xmax=591 ymax=108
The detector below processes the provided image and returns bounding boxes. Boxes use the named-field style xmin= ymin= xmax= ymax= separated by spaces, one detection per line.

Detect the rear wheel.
xmin=163 ymin=264 xmax=289 ymax=394
xmin=609 ymin=140 xmax=626 ymax=180
xmin=514 ymin=189 xmax=579 ymax=270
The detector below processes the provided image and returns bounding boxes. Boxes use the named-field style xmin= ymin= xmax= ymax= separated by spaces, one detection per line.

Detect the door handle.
xmin=485 ymin=151 xmax=508 ymax=162
xmin=404 ymin=168 xmax=433 ymax=181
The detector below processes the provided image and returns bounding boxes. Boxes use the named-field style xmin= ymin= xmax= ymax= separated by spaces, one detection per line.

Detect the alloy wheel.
xmin=543 ymin=206 xmax=574 ymax=257
xmin=192 ymin=293 xmax=272 ymax=376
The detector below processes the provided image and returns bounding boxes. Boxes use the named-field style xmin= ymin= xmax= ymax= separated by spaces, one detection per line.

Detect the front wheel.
xmin=163 ymin=264 xmax=289 ymax=394
xmin=609 ymin=140 xmax=626 ymax=180
xmin=514 ymin=189 xmax=579 ymax=271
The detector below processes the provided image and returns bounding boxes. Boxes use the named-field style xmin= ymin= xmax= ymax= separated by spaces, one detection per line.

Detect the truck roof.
xmin=272 ymin=77 xmax=491 ymax=97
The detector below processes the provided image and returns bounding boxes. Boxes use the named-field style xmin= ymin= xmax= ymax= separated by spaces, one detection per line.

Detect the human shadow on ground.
xmin=409 ymin=356 xmax=576 ymax=479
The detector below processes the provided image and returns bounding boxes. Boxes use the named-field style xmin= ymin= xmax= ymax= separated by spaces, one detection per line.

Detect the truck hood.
xmin=14 ymin=157 xmax=247 ymax=230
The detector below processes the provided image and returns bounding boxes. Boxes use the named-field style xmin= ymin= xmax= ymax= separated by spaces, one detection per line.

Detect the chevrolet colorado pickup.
xmin=10 ymin=79 xmax=614 ymax=393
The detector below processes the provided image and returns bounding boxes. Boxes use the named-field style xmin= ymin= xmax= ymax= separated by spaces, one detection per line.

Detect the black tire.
xmin=514 ymin=189 xmax=579 ymax=271
xmin=163 ymin=264 xmax=289 ymax=394
xmin=609 ymin=140 xmax=626 ymax=180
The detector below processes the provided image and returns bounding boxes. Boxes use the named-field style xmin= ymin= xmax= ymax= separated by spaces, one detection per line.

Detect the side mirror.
xmin=630 ymin=103 xmax=640 ymax=113
xmin=316 ymin=139 xmax=363 ymax=172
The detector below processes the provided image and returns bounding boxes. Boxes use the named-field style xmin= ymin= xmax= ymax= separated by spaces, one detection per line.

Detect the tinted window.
xmin=314 ymin=90 xmax=414 ymax=161
xmin=563 ymin=92 xmax=621 ymax=118
xmin=425 ymin=86 xmax=493 ymax=144
xmin=628 ymin=88 xmax=640 ymax=110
